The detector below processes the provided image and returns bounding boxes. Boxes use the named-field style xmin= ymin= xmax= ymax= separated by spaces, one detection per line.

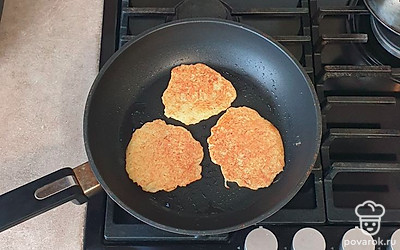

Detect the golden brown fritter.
xmin=207 ymin=107 xmax=285 ymax=190
xmin=162 ymin=63 xmax=237 ymax=125
xmin=125 ymin=119 xmax=203 ymax=192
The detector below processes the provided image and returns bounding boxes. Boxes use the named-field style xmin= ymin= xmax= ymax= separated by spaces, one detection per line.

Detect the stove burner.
xmin=370 ymin=16 xmax=400 ymax=59
xmin=175 ymin=0 xmax=232 ymax=20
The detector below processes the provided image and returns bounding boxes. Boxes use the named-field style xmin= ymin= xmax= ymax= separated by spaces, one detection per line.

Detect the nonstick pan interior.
xmin=84 ymin=19 xmax=321 ymax=235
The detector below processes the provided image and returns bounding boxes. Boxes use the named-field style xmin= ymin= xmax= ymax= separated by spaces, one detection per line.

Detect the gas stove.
xmin=84 ymin=0 xmax=400 ymax=249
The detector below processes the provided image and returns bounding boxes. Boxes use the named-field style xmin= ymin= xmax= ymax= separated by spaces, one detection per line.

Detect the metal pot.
xmin=364 ymin=0 xmax=400 ymax=59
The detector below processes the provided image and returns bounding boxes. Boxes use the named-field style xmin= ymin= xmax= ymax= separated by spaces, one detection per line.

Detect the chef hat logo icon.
xmin=355 ymin=200 xmax=385 ymax=236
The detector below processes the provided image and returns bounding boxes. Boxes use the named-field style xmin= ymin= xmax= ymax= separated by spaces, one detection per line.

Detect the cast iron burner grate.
xmin=118 ymin=0 xmax=314 ymax=77
xmin=85 ymin=0 xmax=400 ymax=249
xmin=310 ymin=0 xmax=400 ymax=224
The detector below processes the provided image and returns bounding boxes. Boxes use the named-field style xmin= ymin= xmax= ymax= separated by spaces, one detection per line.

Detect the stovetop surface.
xmin=85 ymin=0 xmax=400 ymax=249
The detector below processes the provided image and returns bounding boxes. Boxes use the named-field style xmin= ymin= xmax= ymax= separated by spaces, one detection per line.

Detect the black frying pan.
xmin=0 ymin=19 xmax=321 ymax=235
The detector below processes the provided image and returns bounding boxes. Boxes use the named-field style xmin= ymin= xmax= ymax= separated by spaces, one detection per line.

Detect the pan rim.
xmin=83 ymin=18 xmax=322 ymax=235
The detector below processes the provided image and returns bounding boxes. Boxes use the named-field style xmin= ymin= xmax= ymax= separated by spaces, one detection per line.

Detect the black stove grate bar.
xmin=392 ymin=68 xmax=400 ymax=78
xmin=331 ymin=162 xmax=400 ymax=172
xmin=121 ymin=6 xmax=310 ymax=17
xmin=324 ymin=162 xmax=400 ymax=223
xmin=122 ymin=7 xmax=175 ymax=16
xmin=312 ymin=6 xmax=370 ymax=24
xmin=99 ymin=0 xmax=120 ymax=68
xmin=323 ymin=128 xmax=400 ymax=142
xmin=120 ymin=34 xmax=312 ymax=45
xmin=314 ymin=34 xmax=368 ymax=53
xmin=120 ymin=35 xmax=135 ymax=43
xmin=304 ymin=67 xmax=314 ymax=76
xmin=231 ymin=7 xmax=308 ymax=16
xmin=321 ymin=128 xmax=400 ymax=171
xmin=274 ymin=35 xmax=310 ymax=43
xmin=300 ymin=0 xmax=314 ymax=81
xmin=318 ymin=65 xmax=396 ymax=83
xmin=322 ymin=96 xmax=396 ymax=112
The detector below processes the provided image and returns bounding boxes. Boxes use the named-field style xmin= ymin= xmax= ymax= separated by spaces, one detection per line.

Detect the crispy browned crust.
xmin=162 ymin=63 xmax=237 ymax=125
xmin=125 ymin=119 xmax=203 ymax=192
xmin=207 ymin=107 xmax=285 ymax=190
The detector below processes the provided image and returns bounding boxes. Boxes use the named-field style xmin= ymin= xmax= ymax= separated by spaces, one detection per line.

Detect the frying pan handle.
xmin=0 ymin=162 xmax=100 ymax=232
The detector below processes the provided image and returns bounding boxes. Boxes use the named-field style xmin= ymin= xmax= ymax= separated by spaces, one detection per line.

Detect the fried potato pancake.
xmin=125 ymin=119 xmax=203 ymax=192
xmin=207 ymin=107 xmax=285 ymax=190
xmin=162 ymin=63 xmax=237 ymax=125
